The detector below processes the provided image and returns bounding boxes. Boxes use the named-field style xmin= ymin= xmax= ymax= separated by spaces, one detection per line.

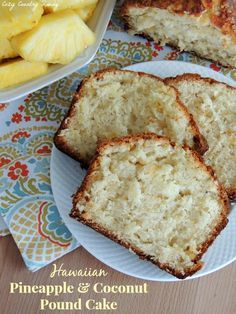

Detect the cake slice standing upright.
xmin=166 ymin=74 xmax=236 ymax=200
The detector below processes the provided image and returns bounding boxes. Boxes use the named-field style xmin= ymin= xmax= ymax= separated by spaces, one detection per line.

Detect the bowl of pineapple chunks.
xmin=0 ymin=0 xmax=116 ymax=102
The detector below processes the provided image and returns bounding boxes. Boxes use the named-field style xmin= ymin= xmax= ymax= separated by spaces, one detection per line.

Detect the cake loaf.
xmin=121 ymin=0 xmax=236 ymax=68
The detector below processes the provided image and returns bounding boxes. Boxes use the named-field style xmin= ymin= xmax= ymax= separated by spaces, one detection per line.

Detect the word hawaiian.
xmin=50 ymin=263 xmax=108 ymax=278
xmin=10 ymin=282 xmax=148 ymax=297
xmin=40 ymin=298 xmax=118 ymax=311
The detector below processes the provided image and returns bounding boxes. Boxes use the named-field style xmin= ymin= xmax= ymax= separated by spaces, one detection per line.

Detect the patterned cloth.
xmin=0 ymin=1 xmax=235 ymax=271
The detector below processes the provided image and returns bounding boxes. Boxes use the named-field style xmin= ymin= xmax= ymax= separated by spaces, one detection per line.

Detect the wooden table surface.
xmin=1 ymin=235 xmax=236 ymax=314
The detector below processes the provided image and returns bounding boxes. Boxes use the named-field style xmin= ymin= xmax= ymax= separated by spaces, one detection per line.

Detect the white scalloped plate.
xmin=51 ymin=61 xmax=236 ymax=281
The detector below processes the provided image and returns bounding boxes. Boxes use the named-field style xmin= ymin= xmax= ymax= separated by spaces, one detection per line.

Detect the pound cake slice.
xmin=121 ymin=0 xmax=236 ymax=68
xmin=166 ymin=74 xmax=236 ymax=200
xmin=71 ymin=134 xmax=229 ymax=279
xmin=54 ymin=69 xmax=207 ymax=166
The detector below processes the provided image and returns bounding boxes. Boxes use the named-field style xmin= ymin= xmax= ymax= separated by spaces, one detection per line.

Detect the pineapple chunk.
xmin=0 ymin=39 xmax=18 ymax=60
xmin=0 ymin=59 xmax=48 ymax=89
xmin=39 ymin=0 xmax=98 ymax=13
xmin=0 ymin=0 xmax=43 ymax=39
xmin=76 ymin=3 xmax=97 ymax=21
xmin=11 ymin=10 xmax=95 ymax=65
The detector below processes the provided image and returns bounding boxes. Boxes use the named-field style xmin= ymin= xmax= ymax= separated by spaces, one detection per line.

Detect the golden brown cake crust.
xmin=165 ymin=73 xmax=236 ymax=200
xmin=211 ymin=0 xmax=236 ymax=41
xmin=71 ymin=134 xmax=229 ymax=279
xmin=54 ymin=68 xmax=208 ymax=167
xmin=121 ymin=0 xmax=207 ymax=15
xmin=165 ymin=72 xmax=236 ymax=89
xmin=121 ymin=0 xmax=236 ymax=42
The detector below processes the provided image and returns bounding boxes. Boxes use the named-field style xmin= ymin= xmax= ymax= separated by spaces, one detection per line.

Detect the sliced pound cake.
xmin=121 ymin=1 xmax=236 ymax=68
xmin=166 ymin=74 xmax=236 ymax=200
xmin=71 ymin=134 xmax=229 ymax=279
xmin=54 ymin=69 xmax=207 ymax=166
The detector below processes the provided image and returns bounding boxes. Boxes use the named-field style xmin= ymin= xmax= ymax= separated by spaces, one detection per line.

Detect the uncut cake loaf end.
xmin=121 ymin=0 xmax=236 ymax=68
